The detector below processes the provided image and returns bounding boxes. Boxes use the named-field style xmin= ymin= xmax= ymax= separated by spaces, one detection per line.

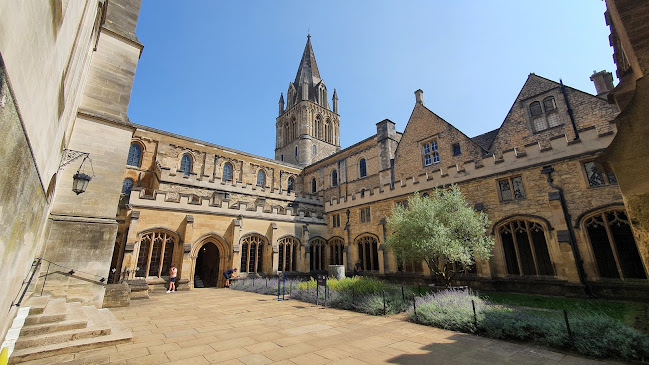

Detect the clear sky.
xmin=128 ymin=1 xmax=615 ymax=159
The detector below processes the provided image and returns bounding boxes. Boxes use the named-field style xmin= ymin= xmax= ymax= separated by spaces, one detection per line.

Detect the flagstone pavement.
xmin=29 ymin=289 xmax=619 ymax=364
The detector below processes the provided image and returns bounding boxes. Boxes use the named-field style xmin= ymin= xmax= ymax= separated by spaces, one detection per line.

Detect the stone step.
xmin=19 ymin=319 xmax=88 ymax=337
xmin=8 ymin=329 xmax=131 ymax=364
xmin=13 ymin=325 xmax=111 ymax=350
xmin=23 ymin=299 xmax=67 ymax=325
xmin=23 ymin=296 xmax=50 ymax=315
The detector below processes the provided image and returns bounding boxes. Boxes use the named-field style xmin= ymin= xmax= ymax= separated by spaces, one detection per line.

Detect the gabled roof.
xmin=471 ymin=129 xmax=499 ymax=151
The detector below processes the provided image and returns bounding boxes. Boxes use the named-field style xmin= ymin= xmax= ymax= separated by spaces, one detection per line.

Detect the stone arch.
xmin=579 ymin=207 xmax=646 ymax=280
xmin=240 ymin=233 xmax=268 ymax=274
xmin=491 ymin=214 xmax=554 ymax=235
xmin=277 ymin=235 xmax=300 ymax=272
xmin=309 ymin=237 xmax=327 ymax=271
xmin=574 ymin=203 xmax=626 ymax=229
xmin=494 ymin=216 xmax=555 ymax=277
xmin=190 ymin=233 xmax=230 ymax=288
xmin=354 ymin=233 xmax=380 ymax=271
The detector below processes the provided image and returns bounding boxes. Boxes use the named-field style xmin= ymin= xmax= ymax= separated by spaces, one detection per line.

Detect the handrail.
xmin=10 ymin=258 xmax=41 ymax=309
xmin=36 ymin=257 xmax=107 ymax=298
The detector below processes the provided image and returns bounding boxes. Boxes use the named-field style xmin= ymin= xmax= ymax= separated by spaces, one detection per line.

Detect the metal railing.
xmin=10 ymin=258 xmax=41 ymax=309
xmin=37 ymin=258 xmax=107 ymax=297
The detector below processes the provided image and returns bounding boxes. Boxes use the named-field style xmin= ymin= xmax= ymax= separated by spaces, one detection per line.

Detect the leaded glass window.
xmin=359 ymin=158 xmax=367 ymax=178
xmin=332 ymin=170 xmax=338 ymax=187
xmin=287 ymin=177 xmax=294 ymax=193
xmin=498 ymin=220 xmax=554 ymax=277
xmin=583 ymin=161 xmax=616 ymax=187
xmin=256 ymin=170 xmax=265 ymax=187
xmin=278 ymin=237 xmax=299 ymax=272
xmin=240 ymin=235 xmax=265 ymax=273
xmin=498 ymin=176 xmax=525 ymax=202
xmin=530 ymin=101 xmax=543 ymax=117
xmin=222 ymin=163 xmax=233 ymax=182
xmin=543 ymin=96 xmax=556 ymax=111
xmin=135 ymin=231 xmax=176 ymax=278
xmin=180 ymin=154 xmax=192 ymax=176
xmin=122 ymin=178 xmax=134 ymax=195
xmin=127 ymin=144 xmax=142 ymax=167
xmin=357 ymin=235 xmax=379 ymax=271
xmin=422 ymin=140 xmax=439 ymax=166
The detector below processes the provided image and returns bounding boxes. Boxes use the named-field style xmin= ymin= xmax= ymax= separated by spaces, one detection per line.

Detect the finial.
xmin=308 ymin=27 xmax=311 ymax=39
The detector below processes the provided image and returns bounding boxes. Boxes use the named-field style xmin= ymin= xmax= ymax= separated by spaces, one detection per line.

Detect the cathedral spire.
xmin=293 ymin=35 xmax=321 ymax=103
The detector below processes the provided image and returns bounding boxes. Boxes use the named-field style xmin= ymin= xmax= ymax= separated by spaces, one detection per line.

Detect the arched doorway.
xmin=194 ymin=242 xmax=220 ymax=287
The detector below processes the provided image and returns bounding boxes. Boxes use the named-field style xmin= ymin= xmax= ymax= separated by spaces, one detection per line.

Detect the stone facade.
xmin=0 ymin=0 xmax=143 ymax=341
xmin=113 ymin=37 xmax=648 ymax=301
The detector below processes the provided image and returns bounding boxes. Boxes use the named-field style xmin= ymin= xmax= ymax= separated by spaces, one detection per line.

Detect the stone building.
xmin=0 ymin=0 xmax=143 ymax=345
xmin=114 ymin=36 xmax=648 ymax=299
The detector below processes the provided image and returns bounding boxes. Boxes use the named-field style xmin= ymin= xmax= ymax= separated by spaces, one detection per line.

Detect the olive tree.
xmin=385 ymin=185 xmax=494 ymax=286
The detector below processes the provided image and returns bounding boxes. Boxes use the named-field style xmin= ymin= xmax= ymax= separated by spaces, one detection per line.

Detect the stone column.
xmin=181 ymin=215 xmax=194 ymax=288
xmin=378 ymin=244 xmax=386 ymax=274
xmin=232 ymin=219 xmax=242 ymax=272
xmin=270 ymin=223 xmax=278 ymax=275
xmin=302 ymin=224 xmax=310 ymax=272
xmin=122 ymin=211 xmax=141 ymax=279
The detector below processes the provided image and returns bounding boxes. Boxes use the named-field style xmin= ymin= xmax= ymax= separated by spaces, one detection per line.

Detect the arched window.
xmin=240 ymin=234 xmax=265 ymax=273
xmin=313 ymin=144 xmax=317 ymax=155
xmin=498 ymin=220 xmax=554 ymax=276
xmin=530 ymin=101 xmax=543 ymax=117
xmin=127 ymin=143 xmax=142 ymax=167
xmin=287 ymin=177 xmax=294 ymax=193
xmin=357 ymin=235 xmax=379 ymax=271
xmin=311 ymin=177 xmax=317 ymax=193
xmin=122 ymin=178 xmax=134 ymax=195
xmin=331 ymin=170 xmax=338 ymax=187
xmin=222 ymin=162 xmax=233 ymax=182
xmin=359 ymin=158 xmax=367 ymax=178
xmin=256 ymin=170 xmax=265 ymax=187
xmin=295 ymin=146 xmax=298 ymax=157
xmin=278 ymin=237 xmax=299 ymax=272
xmin=543 ymin=96 xmax=556 ymax=112
xmin=584 ymin=210 xmax=646 ymax=279
xmin=328 ymin=238 xmax=344 ymax=266
xmin=136 ymin=231 xmax=176 ymax=278
xmin=180 ymin=154 xmax=192 ymax=177
xmin=310 ymin=238 xmax=326 ymax=271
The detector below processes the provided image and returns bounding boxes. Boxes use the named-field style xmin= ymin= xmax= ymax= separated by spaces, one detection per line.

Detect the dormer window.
xmin=529 ymin=96 xmax=561 ymax=133
xmin=422 ymin=140 xmax=440 ymax=167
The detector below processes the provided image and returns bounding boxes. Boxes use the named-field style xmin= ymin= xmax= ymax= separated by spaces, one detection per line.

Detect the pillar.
xmin=232 ymin=219 xmax=242 ymax=272
xmin=301 ymin=224 xmax=310 ymax=272
xmin=122 ymin=211 xmax=140 ymax=279
xmin=181 ymin=215 xmax=194 ymax=288
xmin=271 ymin=223 xmax=279 ymax=275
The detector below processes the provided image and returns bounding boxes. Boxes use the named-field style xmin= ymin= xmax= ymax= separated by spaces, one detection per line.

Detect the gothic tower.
xmin=275 ymin=35 xmax=341 ymax=166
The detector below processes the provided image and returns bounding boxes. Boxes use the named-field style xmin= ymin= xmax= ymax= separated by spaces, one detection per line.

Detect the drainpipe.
xmin=541 ymin=165 xmax=595 ymax=298
xmin=560 ymin=80 xmax=580 ymax=141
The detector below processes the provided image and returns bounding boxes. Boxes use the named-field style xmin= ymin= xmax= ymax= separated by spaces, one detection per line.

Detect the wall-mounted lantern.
xmin=59 ymin=149 xmax=95 ymax=195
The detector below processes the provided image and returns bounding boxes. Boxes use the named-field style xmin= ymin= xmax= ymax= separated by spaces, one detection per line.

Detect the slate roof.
xmin=470 ymin=129 xmax=499 ymax=152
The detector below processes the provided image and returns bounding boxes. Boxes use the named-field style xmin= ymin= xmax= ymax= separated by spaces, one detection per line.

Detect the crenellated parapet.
xmin=128 ymin=187 xmax=326 ymax=224
xmin=326 ymin=126 xmax=615 ymax=212
xmin=157 ymin=166 xmax=322 ymax=205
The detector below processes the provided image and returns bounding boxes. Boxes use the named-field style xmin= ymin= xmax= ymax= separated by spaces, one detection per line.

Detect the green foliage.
xmin=298 ymin=276 xmax=390 ymax=294
xmin=386 ymin=185 xmax=494 ymax=285
xmin=407 ymin=289 xmax=486 ymax=333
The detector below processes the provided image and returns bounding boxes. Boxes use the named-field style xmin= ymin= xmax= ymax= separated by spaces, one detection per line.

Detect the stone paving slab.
xmin=38 ymin=289 xmax=621 ymax=364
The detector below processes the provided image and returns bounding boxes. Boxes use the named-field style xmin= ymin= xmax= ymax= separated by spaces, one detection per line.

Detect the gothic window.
xmin=240 ymin=234 xmax=265 ymax=273
xmin=287 ymin=177 xmax=294 ymax=193
xmin=498 ymin=220 xmax=554 ymax=276
xmin=313 ymin=144 xmax=317 ymax=155
xmin=585 ymin=210 xmax=647 ymax=279
xmin=530 ymin=96 xmax=562 ymax=132
xmin=452 ymin=143 xmax=462 ymax=156
xmin=295 ymin=146 xmax=298 ymax=157
xmin=122 ymin=178 xmax=134 ymax=195
xmin=310 ymin=238 xmax=326 ymax=271
xmin=396 ymin=199 xmax=409 ymax=210
xmin=311 ymin=177 xmax=317 ymax=193
xmin=360 ymin=207 xmax=371 ymax=223
xmin=583 ymin=161 xmax=617 ymax=188
xmin=329 ymin=238 xmax=344 ymax=266
xmin=222 ymin=162 xmax=233 ymax=182
xmin=359 ymin=158 xmax=367 ymax=178
xmin=292 ymin=119 xmax=297 ymax=139
xmin=422 ymin=140 xmax=439 ymax=167
xmin=180 ymin=154 xmax=192 ymax=176
xmin=136 ymin=231 xmax=176 ymax=278
xmin=357 ymin=235 xmax=379 ymax=271
xmin=397 ymin=259 xmax=424 ymax=273
xmin=127 ymin=143 xmax=142 ymax=167
xmin=256 ymin=170 xmax=265 ymax=187
xmin=278 ymin=237 xmax=299 ymax=272
xmin=498 ymin=176 xmax=525 ymax=202
xmin=331 ymin=170 xmax=338 ymax=187
xmin=331 ymin=213 xmax=341 ymax=228
xmin=315 ymin=116 xmax=322 ymax=139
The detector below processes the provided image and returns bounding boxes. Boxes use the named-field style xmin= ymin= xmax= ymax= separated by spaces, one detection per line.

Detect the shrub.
xmin=408 ymin=289 xmax=485 ymax=333
xmin=570 ymin=313 xmax=649 ymax=360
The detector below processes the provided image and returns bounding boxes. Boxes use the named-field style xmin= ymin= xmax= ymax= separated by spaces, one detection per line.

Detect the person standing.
xmin=167 ymin=265 xmax=177 ymax=293
xmin=223 ymin=268 xmax=238 ymax=288
xmin=353 ymin=260 xmax=362 ymax=277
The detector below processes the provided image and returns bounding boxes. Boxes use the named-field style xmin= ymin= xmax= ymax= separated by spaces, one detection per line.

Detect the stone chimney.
xmin=590 ymin=70 xmax=614 ymax=98
xmin=414 ymin=89 xmax=424 ymax=106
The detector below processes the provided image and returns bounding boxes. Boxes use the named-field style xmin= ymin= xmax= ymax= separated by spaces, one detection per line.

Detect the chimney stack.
xmin=414 ymin=89 xmax=424 ymax=106
xmin=590 ymin=70 xmax=614 ymax=98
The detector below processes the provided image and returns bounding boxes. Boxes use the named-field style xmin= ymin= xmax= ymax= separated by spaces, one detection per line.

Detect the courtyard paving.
xmin=33 ymin=289 xmax=617 ymax=364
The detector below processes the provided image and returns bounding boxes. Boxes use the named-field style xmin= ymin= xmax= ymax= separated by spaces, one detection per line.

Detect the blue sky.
xmin=129 ymin=1 xmax=615 ymax=159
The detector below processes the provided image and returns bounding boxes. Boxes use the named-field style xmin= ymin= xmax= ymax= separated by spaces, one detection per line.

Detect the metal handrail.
xmin=10 ymin=258 xmax=41 ymax=309
xmin=36 ymin=257 xmax=107 ymax=297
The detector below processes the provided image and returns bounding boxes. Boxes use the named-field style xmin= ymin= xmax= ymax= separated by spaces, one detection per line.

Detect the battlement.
xmin=157 ymin=167 xmax=323 ymax=205
xmin=128 ymin=188 xmax=326 ymax=224
xmin=326 ymin=126 xmax=615 ymax=212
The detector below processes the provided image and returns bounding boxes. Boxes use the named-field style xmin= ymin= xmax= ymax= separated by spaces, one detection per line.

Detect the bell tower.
xmin=275 ymin=35 xmax=340 ymax=166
